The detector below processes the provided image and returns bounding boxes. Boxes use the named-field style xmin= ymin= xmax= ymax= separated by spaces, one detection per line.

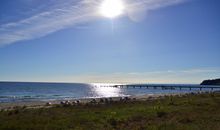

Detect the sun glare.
xmin=100 ymin=0 xmax=125 ymax=18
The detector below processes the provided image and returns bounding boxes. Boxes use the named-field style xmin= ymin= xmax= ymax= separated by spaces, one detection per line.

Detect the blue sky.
xmin=0 ymin=0 xmax=220 ymax=83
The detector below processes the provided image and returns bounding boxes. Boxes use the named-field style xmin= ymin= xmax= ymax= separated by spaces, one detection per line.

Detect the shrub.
xmin=156 ymin=111 xmax=167 ymax=118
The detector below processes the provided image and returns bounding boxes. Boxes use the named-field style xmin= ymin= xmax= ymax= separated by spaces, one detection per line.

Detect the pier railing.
xmin=109 ymin=85 xmax=220 ymax=91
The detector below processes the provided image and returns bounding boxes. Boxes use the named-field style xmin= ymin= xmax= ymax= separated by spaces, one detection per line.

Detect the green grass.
xmin=0 ymin=93 xmax=220 ymax=130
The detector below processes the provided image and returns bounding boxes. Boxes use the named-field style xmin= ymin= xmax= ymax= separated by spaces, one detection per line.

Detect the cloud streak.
xmin=0 ymin=0 xmax=184 ymax=46
xmin=65 ymin=68 xmax=220 ymax=84
xmin=1 ymin=67 xmax=219 ymax=83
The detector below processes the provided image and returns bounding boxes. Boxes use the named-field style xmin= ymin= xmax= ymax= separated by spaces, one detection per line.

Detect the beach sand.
xmin=0 ymin=92 xmax=196 ymax=110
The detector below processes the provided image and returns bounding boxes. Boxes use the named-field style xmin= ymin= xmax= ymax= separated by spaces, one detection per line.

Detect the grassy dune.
xmin=0 ymin=93 xmax=220 ymax=130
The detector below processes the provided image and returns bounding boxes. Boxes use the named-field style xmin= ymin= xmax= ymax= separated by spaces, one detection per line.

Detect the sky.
xmin=0 ymin=0 xmax=220 ymax=84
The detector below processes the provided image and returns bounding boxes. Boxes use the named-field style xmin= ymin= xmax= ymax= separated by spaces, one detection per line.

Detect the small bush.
xmin=108 ymin=118 xmax=117 ymax=128
xmin=14 ymin=109 xmax=19 ymax=114
xmin=157 ymin=111 xmax=167 ymax=118
xmin=179 ymin=118 xmax=192 ymax=124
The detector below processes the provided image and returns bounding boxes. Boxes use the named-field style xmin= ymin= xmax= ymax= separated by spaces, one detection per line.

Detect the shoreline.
xmin=0 ymin=91 xmax=208 ymax=110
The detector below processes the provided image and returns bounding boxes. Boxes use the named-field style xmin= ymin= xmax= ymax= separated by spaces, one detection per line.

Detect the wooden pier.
xmin=111 ymin=84 xmax=220 ymax=91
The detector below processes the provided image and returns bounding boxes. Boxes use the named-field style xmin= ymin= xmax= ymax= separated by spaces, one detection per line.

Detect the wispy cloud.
xmin=60 ymin=68 xmax=220 ymax=84
xmin=0 ymin=0 xmax=185 ymax=46
xmin=1 ymin=67 xmax=219 ymax=83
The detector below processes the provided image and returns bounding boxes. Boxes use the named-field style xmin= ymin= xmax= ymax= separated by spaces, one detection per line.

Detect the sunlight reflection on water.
xmin=91 ymin=83 xmax=125 ymax=97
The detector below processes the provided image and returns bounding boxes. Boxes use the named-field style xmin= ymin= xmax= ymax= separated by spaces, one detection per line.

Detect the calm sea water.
xmin=0 ymin=82 xmax=219 ymax=103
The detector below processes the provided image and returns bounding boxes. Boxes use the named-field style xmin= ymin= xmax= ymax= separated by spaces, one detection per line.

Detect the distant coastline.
xmin=200 ymin=78 xmax=220 ymax=85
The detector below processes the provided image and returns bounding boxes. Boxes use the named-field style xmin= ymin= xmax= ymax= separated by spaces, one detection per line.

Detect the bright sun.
xmin=100 ymin=0 xmax=125 ymax=18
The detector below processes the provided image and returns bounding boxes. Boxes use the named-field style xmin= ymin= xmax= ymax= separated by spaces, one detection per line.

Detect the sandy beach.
xmin=0 ymin=92 xmax=190 ymax=110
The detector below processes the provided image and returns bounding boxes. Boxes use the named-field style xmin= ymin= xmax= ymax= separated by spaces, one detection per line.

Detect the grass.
xmin=0 ymin=92 xmax=220 ymax=130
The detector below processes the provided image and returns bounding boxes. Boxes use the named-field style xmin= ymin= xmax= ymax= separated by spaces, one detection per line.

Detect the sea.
xmin=0 ymin=82 xmax=220 ymax=103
